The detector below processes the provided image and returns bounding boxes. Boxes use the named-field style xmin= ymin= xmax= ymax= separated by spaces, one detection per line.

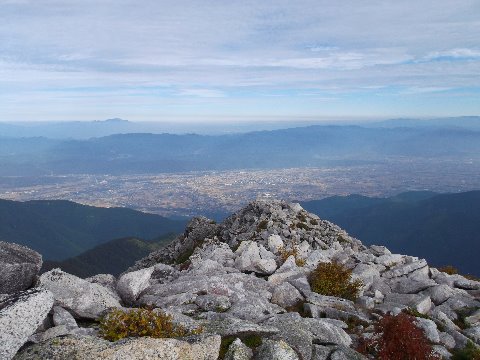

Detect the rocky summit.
xmin=1 ymin=199 xmax=479 ymax=359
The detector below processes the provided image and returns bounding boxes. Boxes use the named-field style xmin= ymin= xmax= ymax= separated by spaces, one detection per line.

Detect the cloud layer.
xmin=1 ymin=0 xmax=479 ymax=120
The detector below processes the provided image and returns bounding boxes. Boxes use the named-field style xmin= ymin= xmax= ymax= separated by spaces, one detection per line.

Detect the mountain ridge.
xmin=301 ymin=190 xmax=480 ymax=276
xmin=1 ymin=124 xmax=480 ymax=175
xmin=0 ymin=199 xmax=186 ymax=260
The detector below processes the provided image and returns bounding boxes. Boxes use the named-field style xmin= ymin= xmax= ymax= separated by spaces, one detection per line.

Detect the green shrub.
xmin=336 ymin=235 xmax=350 ymax=244
xmin=464 ymin=273 xmax=480 ymax=282
xmin=309 ymin=261 xmax=362 ymax=301
xmin=99 ymin=308 xmax=201 ymax=342
xmin=438 ymin=265 xmax=480 ymax=281
xmin=297 ymin=213 xmax=307 ymax=222
xmin=454 ymin=307 xmax=477 ymax=330
xmin=451 ymin=341 xmax=480 ymax=360
xmin=438 ymin=265 xmax=459 ymax=275
xmin=257 ymin=220 xmax=268 ymax=231
xmin=295 ymin=222 xmax=311 ymax=231
xmin=309 ymin=219 xmax=319 ymax=225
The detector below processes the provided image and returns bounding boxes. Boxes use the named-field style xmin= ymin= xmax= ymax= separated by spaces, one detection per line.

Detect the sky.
xmin=1 ymin=0 xmax=480 ymax=122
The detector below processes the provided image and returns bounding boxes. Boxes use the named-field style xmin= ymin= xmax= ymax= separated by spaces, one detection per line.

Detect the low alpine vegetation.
xmin=309 ymin=261 xmax=362 ymax=301
xmin=278 ymin=246 xmax=306 ymax=266
xmin=357 ymin=313 xmax=440 ymax=360
xmin=99 ymin=308 xmax=201 ymax=342
xmin=451 ymin=341 xmax=480 ymax=360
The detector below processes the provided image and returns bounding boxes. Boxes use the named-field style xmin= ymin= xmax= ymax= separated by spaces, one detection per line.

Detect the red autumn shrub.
xmin=357 ymin=313 xmax=440 ymax=360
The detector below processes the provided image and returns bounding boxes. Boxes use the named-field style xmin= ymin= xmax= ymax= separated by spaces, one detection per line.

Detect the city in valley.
xmin=1 ymin=158 xmax=479 ymax=219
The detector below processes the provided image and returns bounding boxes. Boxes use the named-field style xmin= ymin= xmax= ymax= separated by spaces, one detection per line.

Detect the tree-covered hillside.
xmin=302 ymin=191 xmax=480 ymax=276
xmin=42 ymin=234 xmax=177 ymax=277
xmin=0 ymin=199 xmax=185 ymax=260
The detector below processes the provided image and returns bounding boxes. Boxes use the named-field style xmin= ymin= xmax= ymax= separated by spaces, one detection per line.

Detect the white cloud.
xmin=0 ymin=0 xmax=479 ymax=120
xmin=177 ymin=89 xmax=226 ymax=98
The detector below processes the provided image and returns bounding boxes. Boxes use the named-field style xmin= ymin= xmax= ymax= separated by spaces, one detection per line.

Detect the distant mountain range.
xmin=42 ymin=234 xmax=177 ymax=277
xmin=0 ymin=199 xmax=186 ymax=260
xmin=301 ymin=191 xmax=480 ymax=276
xmin=2 ymin=121 xmax=480 ymax=176
xmin=1 ymin=116 xmax=479 ymax=139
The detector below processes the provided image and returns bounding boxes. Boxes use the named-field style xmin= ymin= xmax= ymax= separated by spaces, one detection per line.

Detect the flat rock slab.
xmin=0 ymin=288 xmax=54 ymax=360
xmin=39 ymin=269 xmax=121 ymax=319
xmin=15 ymin=334 xmax=221 ymax=360
xmin=306 ymin=293 xmax=356 ymax=312
xmin=382 ymin=259 xmax=427 ymax=279
xmin=202 ymin=315 xmax=279 ymax=337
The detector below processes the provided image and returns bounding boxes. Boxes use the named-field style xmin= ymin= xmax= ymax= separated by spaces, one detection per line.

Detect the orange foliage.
xmin=357 ymin=313 xmax=440 ymax=360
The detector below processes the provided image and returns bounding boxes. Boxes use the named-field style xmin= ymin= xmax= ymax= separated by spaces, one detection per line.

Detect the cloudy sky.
xmin=1 ymin=0 xmax=480 ymax=121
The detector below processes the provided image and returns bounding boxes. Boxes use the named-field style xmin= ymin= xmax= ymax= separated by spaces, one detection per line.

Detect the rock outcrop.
xmin=38 ymin=269 xmax=121 ymax=319
xmin=0 ymin=288 xmax=54 ymax=360
xmin=15 ymin=334 xmax=221 ymax=360
xmin=0 ymin=241 xmax=42 ymax=294
xmin=0 ymin=199 xmax=479 ymax=359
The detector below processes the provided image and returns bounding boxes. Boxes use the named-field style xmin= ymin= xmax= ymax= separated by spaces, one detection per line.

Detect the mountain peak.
xmin=2 ymin=199 xmax=480 ymax=359
xmin=100 ymin=118 xmax=129 ymax=123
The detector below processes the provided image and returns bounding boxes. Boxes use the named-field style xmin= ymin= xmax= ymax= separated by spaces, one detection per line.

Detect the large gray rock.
xmin=0 ymin=288 xmax=54 ymax=360
xmin=312 ymin=345 xmax=334 ymax=360
xmin=421 ymin=284 xmax=456 ymax=305
xmin=29 ymin=324 xmax=96 ymax=344
xmin=255 ymin=339 xmax=299 ymax=360
xmin=85 ymin=274 xmax=117 ymax=295
xmin=202 ymin=315 xmax=279 ymax=337
xmin=464 ymin=326 xmax=480 ymax=345
xmin=193 ymin=239 xmax=235 ymax=267
xmin=382 ymin=258 xmax=428 ymax=279
xmin=270 ymin=282 xmax=304 ymax=309
xmin=224 ymin=338 xmax=253 ymax=360
xmin=445 ymin=328 xmax=470 ymax=349
xmin=432 ymin=346 xmax=452 ymax=360
xmin=330 ymin=346 xmax=368 ymax=360
xmin=223 ymin=338 xmax=253 ymax=360
xmin=390 ymin=278 xmax=436 ymax=294
xmin=439 ymin=332 xmax=456 ymax=349
xmin=116 ymin=265 xmax=155 ymax=304
xmin=453 ymin=276 xmax=480 ymax=290
xmin=306 ymin=293 xmax=356 ymax=312
xmin=383 ymin=293 xmax=432 ymax=314
xmin=52 ymin=306 xmax=77 ymax=328
xmin=267 ymin=234 xmax=284 ymax=254
xmin=351 ymin=263 xmax=381 ymax=289
xmin=0 ymin=241 xmax=42 ymax=294
xmin=414 ymin=318 xmax=440 ymax=343
xmin=195 ymin=294 xmax=231 ymax=312
xmin=369 ymin=245 xmax=391 ymax=256
xmin=15 ymin=334 xmax=221 ymax=360
xmin=261 ymin=313 xmax=351 ymax=360
xmin=38 ymin=269 xmax=121 ymax=319
xmin=466 ymin=309 xmax=480 ymax=326
xmin=268 ymin=256 xmax=304 ymax=285
xmin=431 ymin=309 xmax=460 ymax=331
xmin=234 ymin=241 xmax=277 ymax=275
